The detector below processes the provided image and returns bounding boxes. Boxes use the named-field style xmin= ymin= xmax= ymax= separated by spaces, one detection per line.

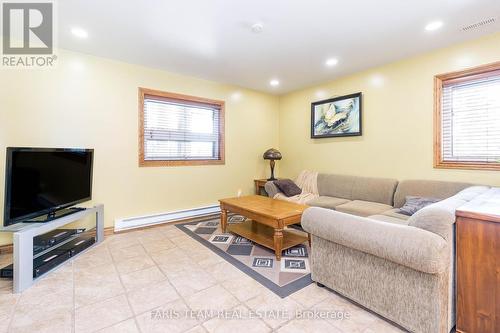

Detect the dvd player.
xmin=1 ymin=249 xmax=71 ymax=278
xmin=33 ymin=250 xmax=71 ymax=278
xmin=57 ymin=235 xmax=95 ymax=257
xmin=34 ymin=228 xmax=85 ymax=250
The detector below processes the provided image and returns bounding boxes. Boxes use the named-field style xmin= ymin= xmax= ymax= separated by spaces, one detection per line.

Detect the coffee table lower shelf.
xmin=227 ymin=220 xmax=308 ymax=260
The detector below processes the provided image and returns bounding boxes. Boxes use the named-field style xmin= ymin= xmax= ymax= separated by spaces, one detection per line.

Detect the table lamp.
xmin=263 ymin=148 xmax=282 ymax=181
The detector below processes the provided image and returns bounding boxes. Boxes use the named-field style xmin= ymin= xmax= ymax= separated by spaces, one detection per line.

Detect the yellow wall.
xmin=278 ymin=32 xmax=500 ymax=186
xmin=0 ymin=50 xmax=279 ymax=245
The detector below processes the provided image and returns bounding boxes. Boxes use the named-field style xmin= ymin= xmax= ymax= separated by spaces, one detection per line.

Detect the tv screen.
xmin=4 ymin=148 xmax=93 ymax=226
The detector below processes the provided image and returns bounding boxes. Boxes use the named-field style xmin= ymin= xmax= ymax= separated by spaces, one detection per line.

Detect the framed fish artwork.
xmin=311 ymin=92 xmax=362 ymax=138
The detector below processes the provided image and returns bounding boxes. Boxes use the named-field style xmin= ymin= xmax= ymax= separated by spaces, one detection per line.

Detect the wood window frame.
xmin=138 ymin=87 xmax=225 ymax=167
xmin=433 ymin=61 xmax=500 ymax=171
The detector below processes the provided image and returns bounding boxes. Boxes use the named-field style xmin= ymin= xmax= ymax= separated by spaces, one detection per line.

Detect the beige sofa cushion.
xmin=368 ymin=214 xmax=410 ymax=225
xmin=393 ymin=180 xmax=471 ymax=208
xmin=307 ymin=196 xmax=350 ymax=209
xmin=317 ymin=174 xmax=356 ymax=199
xmin=335 ymin=200 xmax=393 ymax=217
xmin=382 ymin=208 xmax=411 ymax=220
xmin=351 ymin=177 xmax=398 ymax=205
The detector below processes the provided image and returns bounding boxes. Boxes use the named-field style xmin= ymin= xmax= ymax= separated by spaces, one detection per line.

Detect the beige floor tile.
xmin=245 ymin=292 xmax=301 ymax=329
xmin=10 ymin=309 xmax=72 ymax=333
xmin=115 ymin=255 xmax=155 ymax=275
xmin=221 ymin=276 xmax=267 ymax=302
xmin=74 ymin=260 xmax=117 ymax=280
xmin=75 ymin=294 xmax=133 ymax=333
xmin=135 ymin=298 xmax=199 ymax=333
xmin=127 ymin=279 xmax=180 ymax=314
xmin=74 ymin=263 xmax=125 ymax=308
xmin=314 ymin=295 xmax=378 ymax=333
xmin=141 ymin=238 xmax=176 ymax=254
xmin=136 ymin=228 xmax=168 ymax=240
xmin=202 ymin=304 xmax=270 ymax=333
xmin=10 ymin=289 xmax=73 ymax=333
xmin=203 ymin=261 xmax=245 ymax=282
xmin=0 ymin=289 xmax=19 ymax=317
xmin=185 ymin=325 xmax=207 ymax=333
xmin=98 ymin=318 xmax=140 ymax=333
xmin=109 ymin=244 xmax=147 ymax=262
xmin=120 ymin=266 xmax=166 ymax=291
xmin=154 ymin=250 xmax=194 ymax=273
xmin=185 ymin=285 xmax=239 ymax=312
xmin=18 ymin=288 xmax=73 ymax=309
xmin=186 ymin=248 xmax=225 ymax=268
xmin=289 ymin=283 xmax=332 ymax=308
xmin=162 ymin=228 xmax=191 ymax=239
xmin=169 ymin=235 xmax=200 ymax=247
xmin=165 ymin=266 xmax=217 ymax=297
xmin=362 ymin=318 xmax=406 ymax=333
xmin=105 ymin=233 xmax=141 ymax=250
xmin=0 ymin=313 xmax=11 ymax=333
xmin=73 ymin=245 xmax=114 ymax=269
xmin=149 ymin=246 xmax=188 ymax=262
xmin=276 ymin=317 xmax=342 ymax=333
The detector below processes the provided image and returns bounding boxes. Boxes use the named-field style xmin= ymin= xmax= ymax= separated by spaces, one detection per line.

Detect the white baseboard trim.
xmin=114 ymin=204 xmax=220 ymax=232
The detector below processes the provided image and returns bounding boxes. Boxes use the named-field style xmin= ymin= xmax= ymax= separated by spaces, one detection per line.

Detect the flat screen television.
xmin=4 ymin=148 xmax=94 ymax=226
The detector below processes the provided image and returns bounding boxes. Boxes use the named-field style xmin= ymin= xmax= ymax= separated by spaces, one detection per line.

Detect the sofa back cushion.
xmin=393 ymin=180 xmax=471 ymax=208
xmin=317 ymin=173 xmax=397 ymax=205
xmin=317 ymin=174 xmax=356 ymax=199
xmin=408 ymin=186 xmax=490 ymax=239
xmin=352 ymin=176 xmax=398 ymax=205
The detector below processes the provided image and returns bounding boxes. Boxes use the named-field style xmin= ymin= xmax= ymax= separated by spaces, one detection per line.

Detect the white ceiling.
xmin=58 ymin=0 xmax=500 ymax=94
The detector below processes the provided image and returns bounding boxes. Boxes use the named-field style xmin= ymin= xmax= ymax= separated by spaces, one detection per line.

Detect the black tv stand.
xmin=25 ymin=207 xmax=86 ymax=223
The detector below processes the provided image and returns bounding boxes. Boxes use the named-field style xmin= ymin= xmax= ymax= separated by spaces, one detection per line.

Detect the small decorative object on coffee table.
xmin=219 ymin=195 xmax=309 ymax=260
xmin=263 ymin=148 xmax=282 ymax=181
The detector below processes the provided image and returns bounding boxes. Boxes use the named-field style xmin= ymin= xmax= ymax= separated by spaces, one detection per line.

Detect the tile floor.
xmin=0 ymin=224 xmax=405 ymax=333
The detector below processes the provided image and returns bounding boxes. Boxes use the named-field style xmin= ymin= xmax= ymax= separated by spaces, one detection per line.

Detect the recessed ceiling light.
xmin=425 ymin=21 xmax=443 ymax=32
xmin=269 ymin=79 xmax=280 ymax=87
xmin=71 ymin=27 xmax=88 ymax=39
xmin=251 ymin=23 xmax=264 ymax=33
xmin=325 ymin=58 xmax=339 ymax=67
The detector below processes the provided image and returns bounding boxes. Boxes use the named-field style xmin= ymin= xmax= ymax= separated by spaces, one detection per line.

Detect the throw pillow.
xmin=399 ymin=196 xmax=441 ymax=216
xmin=273 ymin=179 xmax=302 ymax=197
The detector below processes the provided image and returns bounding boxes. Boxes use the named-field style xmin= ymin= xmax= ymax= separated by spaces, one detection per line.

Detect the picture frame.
xmin=311 ymin=92 xmax=362 ymax=138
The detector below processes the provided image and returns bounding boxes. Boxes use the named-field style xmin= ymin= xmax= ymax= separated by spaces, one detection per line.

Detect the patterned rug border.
xmin=176 ymin=219 xmax=312 ymax=298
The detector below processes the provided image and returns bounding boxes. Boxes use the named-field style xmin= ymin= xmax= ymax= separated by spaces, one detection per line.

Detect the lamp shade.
xmin=263 ymin=148 xmax=282 ymax=160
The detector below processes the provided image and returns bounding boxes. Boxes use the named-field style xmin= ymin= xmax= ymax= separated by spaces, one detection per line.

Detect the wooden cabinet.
xmin=456 ymin=188 xmax=500 ymax=333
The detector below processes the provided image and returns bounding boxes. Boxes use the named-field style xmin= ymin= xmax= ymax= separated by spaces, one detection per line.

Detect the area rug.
xmin=176 ymin=215 xmax=312 ymax=298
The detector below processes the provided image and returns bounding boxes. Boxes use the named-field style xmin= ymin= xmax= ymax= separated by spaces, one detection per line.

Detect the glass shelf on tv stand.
xmin=0 ymin=204 xmax=104 ymax=293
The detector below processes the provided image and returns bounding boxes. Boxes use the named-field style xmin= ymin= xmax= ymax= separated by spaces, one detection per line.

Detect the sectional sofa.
xmin=265 ymin=174 xmax=489 ymax=333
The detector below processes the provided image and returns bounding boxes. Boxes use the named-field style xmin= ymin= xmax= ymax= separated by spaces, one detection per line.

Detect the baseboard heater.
xmin=114 ymin=204 xmax=220 ymax=232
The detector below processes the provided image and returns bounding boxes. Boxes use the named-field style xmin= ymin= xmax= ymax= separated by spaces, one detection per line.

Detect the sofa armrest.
xmin=264 ymin=181 xmax=281 ymax=198
xmin=302 ymin=207 xmax=449 ymax=274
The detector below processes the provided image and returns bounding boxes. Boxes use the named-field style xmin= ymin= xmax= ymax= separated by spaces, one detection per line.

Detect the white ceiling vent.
xmin=461 ymin=18 xmax=496 ymax=31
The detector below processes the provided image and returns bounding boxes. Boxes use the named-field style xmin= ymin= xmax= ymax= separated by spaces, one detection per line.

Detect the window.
xmin=139 ymin=88 xmax=225 ymax=166
xmin=434 ymin=62 xmax=500 ymax=170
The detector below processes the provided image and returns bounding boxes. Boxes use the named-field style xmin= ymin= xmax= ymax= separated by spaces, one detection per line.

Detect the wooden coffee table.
xmin=219 ymin=195 xmax=309 ymax=260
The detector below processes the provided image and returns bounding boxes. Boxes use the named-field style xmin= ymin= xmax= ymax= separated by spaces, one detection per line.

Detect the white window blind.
xmin=143 ymin=96 xmax=221 ymax=161
xmin=441 ymin=71 xmax=500 ymax=163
